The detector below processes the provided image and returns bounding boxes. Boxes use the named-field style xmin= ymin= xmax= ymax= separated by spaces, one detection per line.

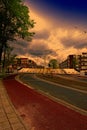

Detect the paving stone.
xmin=0 ymin=116 xmax=8 ymax=123
xmin=4 ymin=106 xmax=15 ymax=114
xmin=0 ymin=121 xmax=11 ymax=129
xmin=9 ymin=117 xmax=20 ymax=124
xmin=18 ymin=128 xmax=27 ymax=130
xmin=2 ymin=100 xmax=10 ymax=106
xmin=12 ymin=122 xmax=24 ymax=130
xmin=0 ymin=109 xmax=6 ymax=117
xmin=7 ymin=112 xmax=18 ymax=118
xmin=3 ymin=128 xmax=12 ymax=130
xmin=0 ymin=80 xmax=29 ymax=130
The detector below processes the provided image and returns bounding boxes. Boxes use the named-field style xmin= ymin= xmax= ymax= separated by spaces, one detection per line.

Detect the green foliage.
xmin=48 ymin=59 xmax=59 ymax=69
xmin=0 ymin=0 xmax=35 ymax=63
xmin=0 ymin=0 xmax=35 ymax=40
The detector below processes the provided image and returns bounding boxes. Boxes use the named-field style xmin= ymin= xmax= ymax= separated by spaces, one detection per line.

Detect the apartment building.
xmin=12 ymin=58 xmax=37 ymax=69
xmin=80 ymin=53 xmax=87 ymax=73
xmin=59 ymin=55 xmax=81 ymax=70
xmin=60 ymin=52 xmax=87 ymax=73
xmin=20 ymin=58 xmax=29 ymax=68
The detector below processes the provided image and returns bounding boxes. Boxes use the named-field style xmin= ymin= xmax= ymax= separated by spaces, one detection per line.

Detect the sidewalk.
xmin=0 ymin=80 xmax=29 ymax=130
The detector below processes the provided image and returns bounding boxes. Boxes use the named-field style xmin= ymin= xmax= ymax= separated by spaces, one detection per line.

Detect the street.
xmin=3 ymin=74 xmax=87 ymax=130
xmin=20 ymin=74 xmax=87 ymax=112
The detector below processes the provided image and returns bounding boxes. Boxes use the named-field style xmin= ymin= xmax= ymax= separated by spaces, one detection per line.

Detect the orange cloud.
xmin=13 ymin=8 xmax=87 ymax=65
xmin=30 ymin=9 xmax=51 ymax=31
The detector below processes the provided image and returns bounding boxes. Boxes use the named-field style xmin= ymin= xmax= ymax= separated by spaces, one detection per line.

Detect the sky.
xmin=12 ymin=0 xmax=87 ymax=65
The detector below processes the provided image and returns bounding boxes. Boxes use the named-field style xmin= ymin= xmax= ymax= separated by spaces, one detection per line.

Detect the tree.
xmin=0 ymin=0 xmax=35 ymax=66
xmin=48 ymin=59 xmax=59 ymax=69
xmin=3 ymin=46 xmax=16 ymax=67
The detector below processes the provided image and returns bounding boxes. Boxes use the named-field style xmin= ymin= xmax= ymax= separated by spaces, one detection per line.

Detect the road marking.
xmin=35 ymin=76 xmax=87 ymax=94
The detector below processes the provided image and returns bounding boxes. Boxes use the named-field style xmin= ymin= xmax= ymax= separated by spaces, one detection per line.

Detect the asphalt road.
xmin=20 ymin=73 xmax=87 ymax=113
xmin=3 ymin=74 xmax=87 ymax=130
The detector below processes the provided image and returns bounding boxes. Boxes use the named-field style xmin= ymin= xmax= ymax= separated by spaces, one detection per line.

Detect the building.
xmin=75 ymin=55 xmax=81 ymax=71
xmin=59 ymin=54 xmax=81 ymax=71
xmin=80 ymin=53 xmax=87 ymax=74
xmin=60 ymin=53 xmax=87 ymax=73
xmin=28 ymin=59 xmax=37 ymax=68
xmin=67 ymin=55 xmax=76 ymax=68
xmin=12 ymin=58 xmax=37 ymax=69
xmin=59 ymin=59 xmax=68 ymax=68
xmin=59 ymin=55 xmax=80 ymax=69
xmin=20 ymin=58 xmax=29 ymax=68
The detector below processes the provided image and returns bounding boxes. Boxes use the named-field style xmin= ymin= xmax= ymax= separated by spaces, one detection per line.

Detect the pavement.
xmin=0 ymin=79 xmax=29 ymax=130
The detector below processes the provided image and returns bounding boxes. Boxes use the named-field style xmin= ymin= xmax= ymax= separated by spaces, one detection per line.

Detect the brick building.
xmin=12 ymin=58 xmax=37 ymax=69
xmin=59 ymin=55 xmax=81 ymax=71
xmin=60 ymin=53 xmax=87 ymax=73
xmin=80 ymin=53 xmax=87 ymax=74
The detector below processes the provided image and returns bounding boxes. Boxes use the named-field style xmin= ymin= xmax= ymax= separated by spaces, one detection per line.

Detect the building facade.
xmin=59 ymin=59 xmax=68 ymax=68
xmin=59 ymin=55 xmax=81 ymax=70
xmin=59 ymin=54 xmax=82 ymax=72
xmin=12 ymin=58 xmax=38 ymax=69
xmin=80 ymin=53 xmax=87 ymax=74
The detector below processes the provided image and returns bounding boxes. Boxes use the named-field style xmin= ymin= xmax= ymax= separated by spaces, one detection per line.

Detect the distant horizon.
xmin=15 ymin=51 xmax=87 ymax=66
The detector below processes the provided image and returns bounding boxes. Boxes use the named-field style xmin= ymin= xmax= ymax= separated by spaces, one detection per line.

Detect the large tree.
xmin=0 ymin=0 xmax=35 ymax=65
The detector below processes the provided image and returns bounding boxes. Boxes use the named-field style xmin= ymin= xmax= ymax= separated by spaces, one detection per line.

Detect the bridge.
xmin=18 ymin=68 xmax=79 ymax=74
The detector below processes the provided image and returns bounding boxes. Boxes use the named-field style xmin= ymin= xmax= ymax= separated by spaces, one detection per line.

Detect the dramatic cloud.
xmin=34 ymin=30 xmax=50 ymax=40
xmin=29 ymin=9 xmax=51 ymax=31
xmin=15 ymin=39 xmax=29 ymax=47
xmin=62 ymin=37 xmax=87 ymax=49
xmin=10 ymin=8 xmax=87 ymax=65
xmin=28 ymin=41 xmax=56 ymax=57
xmin=9 ymin=39 xmax=30 ymax=55
xmin=61 ymin=30 xmax=87 ymax=49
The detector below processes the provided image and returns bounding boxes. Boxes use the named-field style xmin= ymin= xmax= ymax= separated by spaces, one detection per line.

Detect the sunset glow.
xmin=13 ymin=0 xmax=87 ymax=65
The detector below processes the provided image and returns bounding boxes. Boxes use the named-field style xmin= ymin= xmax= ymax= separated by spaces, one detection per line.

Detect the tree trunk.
xmin=0 ymin=47 xmax=3 ymax=65
xmin=0 ymin=47 xmax=3 ymax=73
xmin=3 ymin=47 xmax=6 ymax=69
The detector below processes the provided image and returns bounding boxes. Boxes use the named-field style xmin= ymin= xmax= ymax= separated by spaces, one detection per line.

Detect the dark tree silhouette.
xmin=0 ymin=0 xmax=35 ymax=67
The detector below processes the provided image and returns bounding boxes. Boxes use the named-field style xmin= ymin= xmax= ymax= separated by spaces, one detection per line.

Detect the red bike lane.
xmin=3 ymin=75 xmax=87 ymax=130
